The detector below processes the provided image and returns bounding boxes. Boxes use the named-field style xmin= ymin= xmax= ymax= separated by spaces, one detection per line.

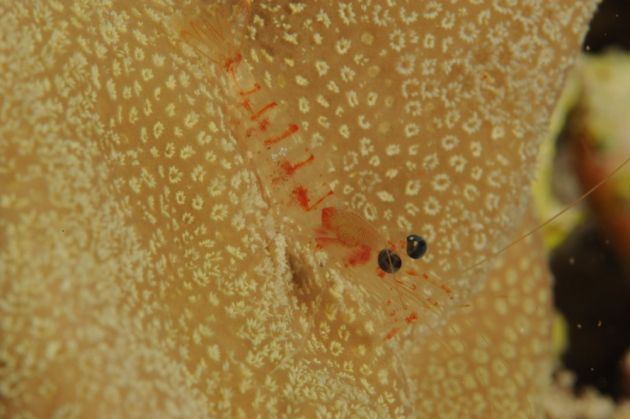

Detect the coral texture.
xmin=0 ymin=0 xmax=597 ymax=417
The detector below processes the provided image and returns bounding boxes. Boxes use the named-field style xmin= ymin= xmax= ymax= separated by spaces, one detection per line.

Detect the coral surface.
xmin=0 ymin=1 xmax=598 ymax=417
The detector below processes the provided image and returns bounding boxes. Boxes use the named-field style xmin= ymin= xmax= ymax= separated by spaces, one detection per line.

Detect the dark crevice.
xmin=552 ymin=222 xmax=630 ymax=400
xmin=583 ymin=0 xmax=630 ymax=53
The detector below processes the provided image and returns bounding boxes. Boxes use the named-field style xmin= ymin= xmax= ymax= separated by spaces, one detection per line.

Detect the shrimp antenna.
xmin=461 ymin=154 xmax=630 ymax=275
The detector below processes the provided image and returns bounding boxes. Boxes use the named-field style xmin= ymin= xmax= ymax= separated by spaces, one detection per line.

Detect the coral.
xmin=0 ymin=0 xmax=598 ymax=417
xmin=543 ymin=370 xmax=630 ymax=419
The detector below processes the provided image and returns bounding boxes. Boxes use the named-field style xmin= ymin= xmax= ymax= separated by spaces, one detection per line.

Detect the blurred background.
xmin=539 ymin=0 xmax=630 ymax=415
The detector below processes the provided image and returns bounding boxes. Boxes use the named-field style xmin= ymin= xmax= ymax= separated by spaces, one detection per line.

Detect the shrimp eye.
xmin=378 ymin=249 xmax=402 ymax=273
xmin=406 ymin=234 xmax=427 ymax=259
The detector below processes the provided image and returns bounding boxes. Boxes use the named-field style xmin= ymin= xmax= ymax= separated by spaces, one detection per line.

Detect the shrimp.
xmin=167 ymin=3 xmax=447 ymax=340
xmin=167 ymin=1 xmax=630 ymax=343
xmin=314 ymin=206 xmax=456 ymax=340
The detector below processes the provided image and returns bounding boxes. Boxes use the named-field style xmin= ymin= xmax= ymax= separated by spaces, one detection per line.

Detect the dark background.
xmin=552 ymin=0 xmax=630 ymax=400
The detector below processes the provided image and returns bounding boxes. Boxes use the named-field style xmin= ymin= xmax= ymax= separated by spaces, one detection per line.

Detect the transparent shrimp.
xmin=167 ymin=2 xmax=630 ymax=343
xmin=170 ymin=2 xmax=251 ymax=70
xmin=313 ymin=206 xmax=456 ymax=340
xmin=169 ymin=2 xmax=504 ymax=339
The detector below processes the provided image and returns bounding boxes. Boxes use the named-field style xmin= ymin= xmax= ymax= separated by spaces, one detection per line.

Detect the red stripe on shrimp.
xmin=272 ymin=153 xmax=316 ymax=185
xmin=292 ymin=185 xmax=334 ymax=212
